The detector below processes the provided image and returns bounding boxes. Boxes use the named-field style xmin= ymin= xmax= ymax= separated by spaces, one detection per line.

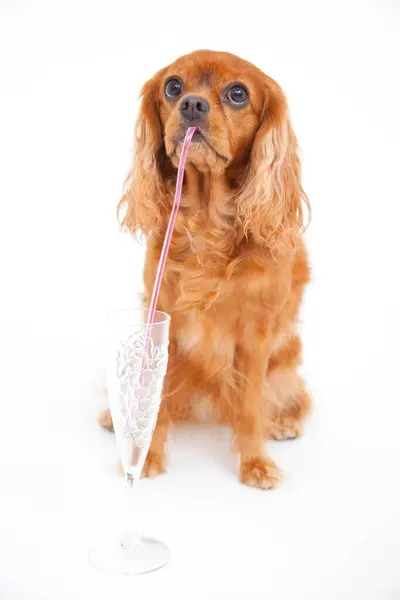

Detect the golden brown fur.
xmin=100 ymin=50 xmax=311 ymax=489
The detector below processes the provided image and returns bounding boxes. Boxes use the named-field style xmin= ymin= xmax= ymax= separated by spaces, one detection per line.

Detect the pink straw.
xmin=143 ymin=126 xmax=197 ymax=354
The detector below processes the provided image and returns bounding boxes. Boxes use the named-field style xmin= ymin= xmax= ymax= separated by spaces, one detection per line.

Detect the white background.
xmin=1 ymin=1 xmax=400 ymax=598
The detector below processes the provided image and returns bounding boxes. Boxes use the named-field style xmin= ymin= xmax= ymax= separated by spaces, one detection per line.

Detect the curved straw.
xmin=143 ymin=126 xmax=197 ymax=354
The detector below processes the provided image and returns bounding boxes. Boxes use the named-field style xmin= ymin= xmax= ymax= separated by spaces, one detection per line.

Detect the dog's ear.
xmin=119 ymin=68 xmax=171 ymax=239
xmin=236 ymin=77 xmax=310 ymax=256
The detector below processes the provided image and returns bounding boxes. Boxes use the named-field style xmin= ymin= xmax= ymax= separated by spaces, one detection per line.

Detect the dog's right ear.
xmin=119 ymin=68 xmax=170 ymax=239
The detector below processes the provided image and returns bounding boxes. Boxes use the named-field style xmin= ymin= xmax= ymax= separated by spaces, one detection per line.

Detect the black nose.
xmin=179 ymin=96 xmax=210 ymax=121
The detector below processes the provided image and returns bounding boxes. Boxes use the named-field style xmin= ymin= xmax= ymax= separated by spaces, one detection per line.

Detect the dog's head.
xmin=122 ymin=50 xmax=309 ymax=253
xmin=160 ymin=51 xmax=265 ymax=171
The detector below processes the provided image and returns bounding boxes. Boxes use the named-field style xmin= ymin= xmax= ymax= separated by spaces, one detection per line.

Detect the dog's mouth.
xmin=191 ymin=129 xmax=206 ymax=143
xmin=169 ymin=128 xmax=228 ymax=163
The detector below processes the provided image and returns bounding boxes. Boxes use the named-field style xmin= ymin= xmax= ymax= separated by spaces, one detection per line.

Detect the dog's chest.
xmin=183 ymin=229 xmax=205 ymax=253
xmin=166 ymin=229 xmax=228 ymax=303
xmin=167 ymin=222 xmax=239 ymax=358
xmin=176 ymin=308 xmax=205 ymax=353
xmin=175 ymin=306 xmax=237 ymax=366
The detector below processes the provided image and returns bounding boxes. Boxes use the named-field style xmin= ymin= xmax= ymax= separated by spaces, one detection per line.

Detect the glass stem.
xmin=120 ymin=474 xmax=142 ymax=551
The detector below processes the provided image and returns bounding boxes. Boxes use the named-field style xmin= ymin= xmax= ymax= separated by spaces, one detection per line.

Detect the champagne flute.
xmin=89 ymin=308 xmax=170 ymax=575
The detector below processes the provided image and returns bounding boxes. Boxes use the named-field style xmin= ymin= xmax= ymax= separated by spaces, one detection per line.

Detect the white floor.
xmin=1 ymin=1 xmax=400 ymax=599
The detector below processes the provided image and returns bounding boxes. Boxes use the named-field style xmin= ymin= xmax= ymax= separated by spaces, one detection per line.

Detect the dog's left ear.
xmin=119 ymin=68 xmax=170 ymax=239
xmin=236 ymin=77 xmax=310 ymax=256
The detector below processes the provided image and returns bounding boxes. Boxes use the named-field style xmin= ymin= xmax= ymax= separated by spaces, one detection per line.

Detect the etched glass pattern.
xmin=117 ymin=331 xmax=168 ymax=444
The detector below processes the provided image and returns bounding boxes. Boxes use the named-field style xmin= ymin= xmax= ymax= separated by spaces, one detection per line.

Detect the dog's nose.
xmin=179 ymin=96 xmax=210 ymax=121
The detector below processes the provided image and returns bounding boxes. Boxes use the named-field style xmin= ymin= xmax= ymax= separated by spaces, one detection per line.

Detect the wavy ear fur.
xmin=119 ymin=69 xmax=171 ymax=239
xmin=236 ymin=78 xmax=310 ymax=257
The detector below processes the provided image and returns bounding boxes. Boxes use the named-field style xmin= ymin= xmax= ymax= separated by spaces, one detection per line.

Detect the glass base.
xmin=89 ymin=536 xmax=170 ymax=575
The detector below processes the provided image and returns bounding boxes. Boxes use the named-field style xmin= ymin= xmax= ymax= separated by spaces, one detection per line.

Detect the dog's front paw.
xmin=240 ymin=457 xmax=282 ymax=490
xmin=141 ymin=451 xmax=166 ymax=479
xmin=98 ymin=408 xmax=114 ymax=432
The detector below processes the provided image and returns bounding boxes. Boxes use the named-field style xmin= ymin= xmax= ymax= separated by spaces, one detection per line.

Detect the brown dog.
xmin=100 ymin=50 xmax=311 ymax=489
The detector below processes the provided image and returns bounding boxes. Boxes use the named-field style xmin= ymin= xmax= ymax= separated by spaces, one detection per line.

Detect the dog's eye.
xmin=226 ymin=84 xmax=248 ymax=106
xmin=165 ymin=78 xmax=182 ymax=99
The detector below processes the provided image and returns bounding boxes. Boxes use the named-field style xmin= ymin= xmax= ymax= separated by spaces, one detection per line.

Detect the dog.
xmin=99 ymin=50 xmax=311 ymax=489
